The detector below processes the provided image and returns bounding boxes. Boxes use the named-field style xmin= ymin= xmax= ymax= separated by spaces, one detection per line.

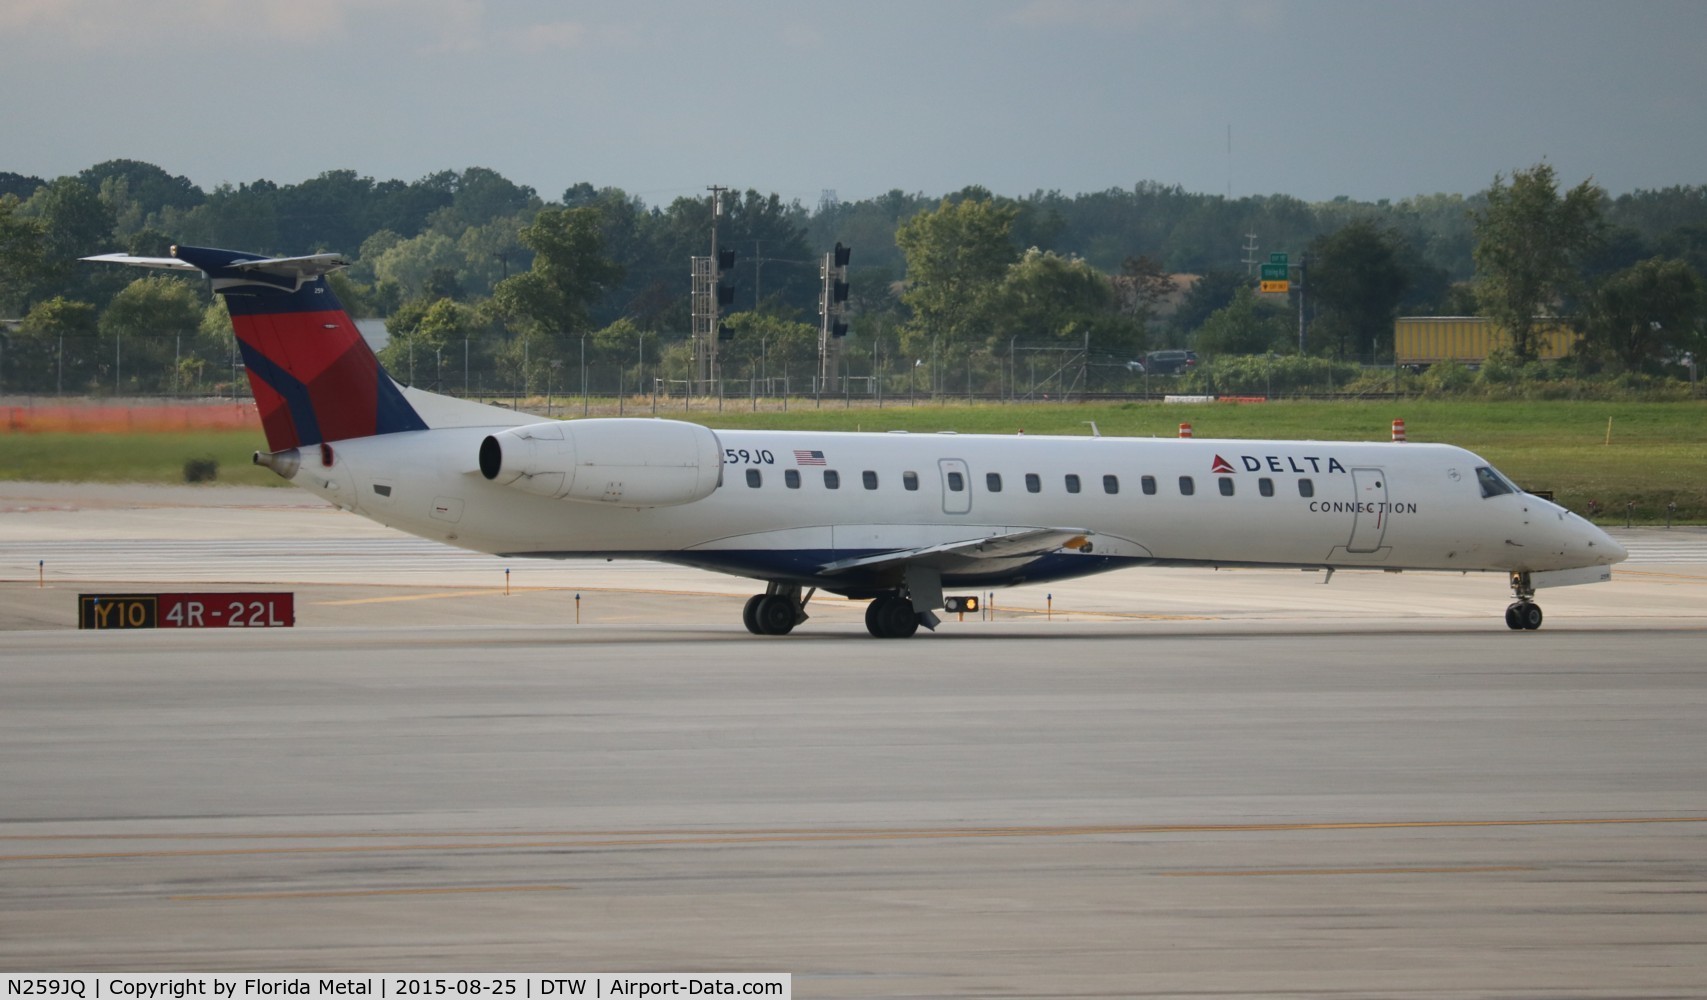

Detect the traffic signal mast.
xmin=818 ymin=241 xmax=850 ymax=393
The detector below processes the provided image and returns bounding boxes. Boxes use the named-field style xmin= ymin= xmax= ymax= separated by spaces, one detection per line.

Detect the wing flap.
xmin=820 ymin=527 xmax=1092 ymax=575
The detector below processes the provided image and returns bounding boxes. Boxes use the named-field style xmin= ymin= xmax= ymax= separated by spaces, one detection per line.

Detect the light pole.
xmin=580 ymin=333 xmax=588 ymax=416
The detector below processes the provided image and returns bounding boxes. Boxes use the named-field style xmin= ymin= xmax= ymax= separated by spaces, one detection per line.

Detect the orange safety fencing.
xmin=3 ymin=402 xmax=261 ymax=434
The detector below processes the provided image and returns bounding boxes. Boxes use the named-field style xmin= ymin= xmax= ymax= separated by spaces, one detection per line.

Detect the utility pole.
xmin=1297 ymin=252 xmax=1309 ymax=355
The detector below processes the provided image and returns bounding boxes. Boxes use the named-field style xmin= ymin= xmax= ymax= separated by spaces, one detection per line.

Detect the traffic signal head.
xmin=834 ymin=242 xmax=851 ymax=268
xmin=717 ymin=249 xmax=736 ymax=271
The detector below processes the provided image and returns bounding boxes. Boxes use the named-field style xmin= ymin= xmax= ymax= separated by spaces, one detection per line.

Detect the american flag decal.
xmin=794 ymin=449 xmax=826 ymax=466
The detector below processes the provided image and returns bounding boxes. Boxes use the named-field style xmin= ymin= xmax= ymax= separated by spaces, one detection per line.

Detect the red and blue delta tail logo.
xmin=172 ymin=246 xmax=426 ymax=452
xmin=1210 ymin=454 xmax=1236 ymax=474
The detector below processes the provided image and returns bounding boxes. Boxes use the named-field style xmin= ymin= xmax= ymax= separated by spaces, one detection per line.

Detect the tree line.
xmin=2 ymin=159 xmax=1703 ymax=398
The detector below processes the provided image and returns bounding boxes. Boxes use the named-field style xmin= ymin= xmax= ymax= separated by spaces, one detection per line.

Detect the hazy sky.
xmin=4 ymin=0 xmax=1703 ymax=207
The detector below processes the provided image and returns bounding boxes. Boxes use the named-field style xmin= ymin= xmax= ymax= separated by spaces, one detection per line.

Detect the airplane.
xmin=85 ymin=245 xmax=1627 ymax=636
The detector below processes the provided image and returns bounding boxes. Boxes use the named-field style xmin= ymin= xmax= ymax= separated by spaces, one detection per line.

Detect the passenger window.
xmin=1065 ymin=474 xmax=1081 ymax=494
xmin=1298 ymin=478 xmax=1314 ymax=498
xmin=903 ymin=471 xmax=920 ymax=491
xmin=1179 ymin=476 xmax=1195 ymax=496
xmin=986 ymin=472 xmax=1002 ymax=492
xmin=947 ymin=471 xmax=965 ymax=492
xmin=1218 ymin=477 xmax=1235 ymax=496
xmin=1025 ymin=473 xmax=1041 ymax=493
xmin=1259 ymin=477 xmax=1274 ymax=497
xmin=1476 ymin=466 xmax=1516 ymax=498
xmin=1103 ymin=474 xmax=1119 ymax=495
xmin=824 ymin=470 xmax=840 ymax=490
xmin=746 ymin=468 xmax=761 ymax=488
xmin=785 ymin=469 xmax=800 ymax=489
xmin=863 ymin=470 xmax=878 ymax=490
xmin=1141 ymin=475 xmax=1157 ymax=496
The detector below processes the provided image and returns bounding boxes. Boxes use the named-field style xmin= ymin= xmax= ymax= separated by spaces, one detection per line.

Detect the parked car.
xmin=1143 ymin=350 xmax=1198 ymax=374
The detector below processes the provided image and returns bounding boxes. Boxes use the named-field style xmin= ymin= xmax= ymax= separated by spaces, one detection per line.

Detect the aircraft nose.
xmin=1596 ymin=525 xmax=1628 ymax=564
xmin=1579 ymin=516 xmax=1627 ymax=564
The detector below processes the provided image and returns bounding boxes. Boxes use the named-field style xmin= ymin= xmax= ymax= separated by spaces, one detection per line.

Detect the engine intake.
xmin=479 ymin=418 xmax=722 ymax=507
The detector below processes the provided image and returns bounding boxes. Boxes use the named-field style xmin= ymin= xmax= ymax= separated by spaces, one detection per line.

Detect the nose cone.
xmin=1558 ymin=508 xmax=1626 ymax=565
xmin=1588 ymin=520 xmax=1628 ymax=565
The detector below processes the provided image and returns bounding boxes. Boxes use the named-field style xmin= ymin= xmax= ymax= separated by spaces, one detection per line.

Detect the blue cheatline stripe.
xmin=236 ymin=339 xmax=323 ymax=446
xmin=221 ymin=285 xmax=426 ymax=442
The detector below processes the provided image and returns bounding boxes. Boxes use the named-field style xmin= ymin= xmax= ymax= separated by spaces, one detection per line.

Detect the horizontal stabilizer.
xmin=80 ymin=252 xmax=202 ymax=273
xmin=83 ymin=247 xmax=351 ymax=290
xmin=820 ymin=527 xmax=1093 ymax=575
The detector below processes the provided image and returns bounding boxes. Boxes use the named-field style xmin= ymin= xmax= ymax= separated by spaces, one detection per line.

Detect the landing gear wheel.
xmin=754 ymin=594 xmax=797 ymax=635
xmin=866 ymin=595 xmax=920 ymax=638
xmin=864 ymin=597 xmax=890 ymax=637
xmin=1506 ymin=571 xmax=1543 ymax=631
xmin=742 ymin=594 xmax=765 ymax=635
xmin=1505 ymin=601 xmax=1543 ymax=630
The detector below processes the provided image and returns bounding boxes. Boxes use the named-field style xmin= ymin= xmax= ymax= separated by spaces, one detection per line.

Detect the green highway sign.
xmin=1269 ymin=252 xmax=1288 ymax=265
xmin=1260 ymin=263 xmax=1289 ymax=281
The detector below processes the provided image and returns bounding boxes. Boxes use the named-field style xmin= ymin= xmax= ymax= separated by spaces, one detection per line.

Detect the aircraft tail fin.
xmin=84 ymin=245 xmax=427 ymax=452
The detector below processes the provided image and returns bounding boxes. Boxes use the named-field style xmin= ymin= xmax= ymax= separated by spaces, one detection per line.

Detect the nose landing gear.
xmin=1505 ymin=571 xmax=1543 ymax=630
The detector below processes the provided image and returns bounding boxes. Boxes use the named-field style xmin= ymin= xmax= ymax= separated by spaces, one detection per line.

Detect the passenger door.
xmin=1347 ymin=467 xmax=1389 ymax=552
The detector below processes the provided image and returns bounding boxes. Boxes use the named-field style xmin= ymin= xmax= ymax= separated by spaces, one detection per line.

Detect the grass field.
xmin=3 ymin=399 xmax=1702 ymax=522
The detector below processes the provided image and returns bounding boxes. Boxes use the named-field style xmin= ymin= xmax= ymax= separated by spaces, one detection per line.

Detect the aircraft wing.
xmin=819 ymin=527 xmax=1093 ymax=576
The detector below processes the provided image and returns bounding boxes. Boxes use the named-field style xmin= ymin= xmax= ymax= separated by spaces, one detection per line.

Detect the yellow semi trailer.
xmin=1395 ymin=316 xmax=1578 ymax=365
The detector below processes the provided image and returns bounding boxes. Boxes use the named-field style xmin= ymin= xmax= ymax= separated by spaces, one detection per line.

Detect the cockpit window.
xmin=1475 ymin=466 xmax=1517 ymax=499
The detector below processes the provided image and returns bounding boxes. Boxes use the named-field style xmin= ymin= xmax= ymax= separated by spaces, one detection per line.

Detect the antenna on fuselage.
xmin=1083 ymin=421 xmax=1101 ymax=438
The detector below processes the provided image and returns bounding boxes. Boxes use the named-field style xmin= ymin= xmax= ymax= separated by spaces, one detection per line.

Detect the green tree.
xmin=894 ymin=196 xmax=1020 ymax=370
xmin=491 ymin=207 xmax=623 ymax=339
xmin=379 ymin=297 xmax=478 ymax=389
xmin=1194 ymin=287 xmax=1293 ymax=359
xmin=1170 ymin=269 xmax=1246 ymax=342
xmin=986 ymin=248 xmax=1141 ymax=358
xmin=18 ymin=177 xmax=117 ymax=302
xmin=97 ymin=276 xmax=206 ymax=393
xmin=0 ymin=196 xmax=48 ymax=313
xmin=15 ymin=297 xmax=98 ymax=392
xmin=1307 ymin=219 xmax=1411 ymax=359
xmin=1472 ymin=164 xmax=1605 ymax=361
xmin=1581 ymin=257 xmax=1704 ymax=371
xmin=720 ymin=310 xmax=820 ymax=385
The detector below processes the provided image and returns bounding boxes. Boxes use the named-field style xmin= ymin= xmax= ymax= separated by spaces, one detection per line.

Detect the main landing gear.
xmin=742 ymin=583 xmax=812 ymax=636
xmin=741 ymin=582 xmax=940 ymax=639
xmin=1504 ymin=571 xmax=1543 ymax=630
xmin=864 ymin=594 xmax=922 ymax=639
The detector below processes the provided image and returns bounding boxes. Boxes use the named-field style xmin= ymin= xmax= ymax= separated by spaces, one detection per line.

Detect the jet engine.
xmin=478 ymin=418 xmax=723 ymax=507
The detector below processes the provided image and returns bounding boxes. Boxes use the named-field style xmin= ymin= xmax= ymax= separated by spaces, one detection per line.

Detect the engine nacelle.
xmin=478 ymin=418 xmax=723 ymax=507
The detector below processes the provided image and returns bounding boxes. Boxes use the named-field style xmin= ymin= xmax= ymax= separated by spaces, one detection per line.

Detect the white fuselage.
xmin=284 ymin=420 xmax=1624 ymax=596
